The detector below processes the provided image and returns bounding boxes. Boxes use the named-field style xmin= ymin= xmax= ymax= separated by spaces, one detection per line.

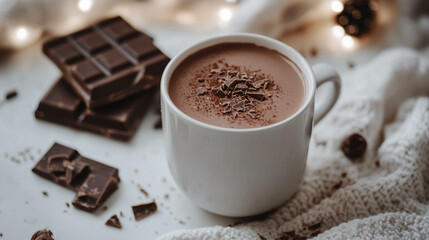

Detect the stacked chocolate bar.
xmin=35 ymin=16 xmax=170 ymax=140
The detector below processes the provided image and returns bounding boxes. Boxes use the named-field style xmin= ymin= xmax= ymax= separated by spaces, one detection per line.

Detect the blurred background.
xmin=1 ymin=0 xmax=428 ymax=66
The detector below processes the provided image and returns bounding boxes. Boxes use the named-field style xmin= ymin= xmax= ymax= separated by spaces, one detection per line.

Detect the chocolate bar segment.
xmin=32 ymin=143 xmax=120 ymax=212
xmin=35 ymin=77 xmax=155 ymax=141
xmin=43 ymin=16 xmax=169 ymax=109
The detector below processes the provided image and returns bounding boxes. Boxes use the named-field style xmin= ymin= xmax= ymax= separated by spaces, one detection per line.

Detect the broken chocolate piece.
xmin=341 ymin=133 xmax=367 ymax=160
xmin=35 ymin=77 xmax=156 ymax=141
xmin=43 ymin=16 xmax=170 ymax=109
xmin=32 ymin=143 xmax=120 ymax=212
xmin=105 ymin=215 xmax=122 ymax=229
xmin=132 ymin=201 xmax=157 ymax=220
xmin=31 ymin=229 xmax=54 ymax=240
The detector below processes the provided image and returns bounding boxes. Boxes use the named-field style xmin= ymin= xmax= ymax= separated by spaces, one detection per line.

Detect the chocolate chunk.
xmin=105 ymin=215 xmax=122 ymax=229
xmin=43 ymin=16 xmax=169 ymax=109
xmin=196 ymin=87 xmax=207 ymax=95
xmin=35 ymin=77 xmax=155 ymax=141
xmin=32 ymin=143 xmax=120 ymax=212
xmin=31 ymin=229 xmax=54 ymax=240
xmin=341 ymin=133 xmax=367 ymax=159
xmin=132 ymin=201 xmax=157 ymax=220
xmin=42 ymin=191 xmax=48 ymax=196
xmin=247 ymin=93 xmax=265 ymax=101
xmin=5 ymin=90 xmax=17 ymax=100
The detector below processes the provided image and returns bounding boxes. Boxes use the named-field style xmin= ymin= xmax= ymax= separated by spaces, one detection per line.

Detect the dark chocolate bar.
xmin=35 ymin=77 xmax=155 ymax=141
xmin=32 ymin=143 xmax=120 ymax=212
xmin=43 ymin=16 xmax=169 ymax=109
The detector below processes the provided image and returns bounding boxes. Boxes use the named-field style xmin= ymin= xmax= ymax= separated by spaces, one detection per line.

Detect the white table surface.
xmin=0 ymin=13 xmax=388 ymax=239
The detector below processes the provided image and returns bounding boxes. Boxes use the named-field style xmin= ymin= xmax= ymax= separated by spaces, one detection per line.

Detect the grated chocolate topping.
xmin=196 ymin=64 xmax=279 ymax=119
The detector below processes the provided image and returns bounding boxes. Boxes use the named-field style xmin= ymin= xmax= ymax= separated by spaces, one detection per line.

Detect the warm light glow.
xmin=332 ymin=25 xmax=345 ymax=37
xmin=176 ymin=11 xmax=195 ymax=25
xmin=78 ymin=0 xmax=93 ymax=12
xmin=331 ymin=0 xmax=344 ymax=13
xmin=219 ymin=7 xmax=233 ymax=22
xmin=342 ymin=36 xmax=354 ymax=48
xmin=15 ymin=27 xmax=28 ymax=41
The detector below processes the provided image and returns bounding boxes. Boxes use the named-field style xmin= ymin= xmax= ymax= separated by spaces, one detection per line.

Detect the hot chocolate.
xmin=169 ymin=43 xmax=306 ymax=129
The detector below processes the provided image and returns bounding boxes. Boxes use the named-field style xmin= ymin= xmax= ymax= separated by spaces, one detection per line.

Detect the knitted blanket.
xmin=158 ymin=49 xmax=429 ymax=239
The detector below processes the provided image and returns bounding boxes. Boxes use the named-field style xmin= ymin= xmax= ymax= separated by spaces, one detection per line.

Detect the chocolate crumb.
xmin=348 ymin=61 xmax=355 ymax=69
xmin=333 ymin=181 xmax=342 ymax=190
xmin=105 ymin=215 xmax=122 ymax=229
xmin=341 ymin=133 xmax=367 ymax=160
xmin=375 ymin=160 xmax=380 ymax=167
xmin=120 ymin=211 xmax=124 ymax=217
xmin=102 ymin=206 xmax=108 ymax=211
xmin=178 ymin=220 xmax=185 ymax=225
xmin=42 ymin=191 xmax=48 ymax=197
xmin=341 ymin=172 xmax=347 ymax=178
xmin=197 ymin=78 xmax=205 ymax=83
xmin=65 ymin=202 xmax=70 ymax=208
xmin=31 ymin=229 xmax=54 ymax=240
xmin=137 ymin=185 xmax=149 ymax=197
xmin=5 ymin=90 xmax=17 ymax=100
xmin=132 ymin=202 xmax=157 ymax=220
xmin=164 ymin=194 xmax=169 ymax=199
xmin=308 ymin=222 xmax=322 ymax=231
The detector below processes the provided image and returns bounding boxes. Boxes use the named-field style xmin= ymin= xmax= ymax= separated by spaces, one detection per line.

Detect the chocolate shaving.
xmin=247 ymin=93 xmax=265 ymax=101
xmin=196 ymin=87 xmax=207 ymax=96
xmin=212 ymin=88 xmax=226 ymax=98
xmin=105 ymin=215 xmax=122 ymax=229
xmin=132 ymin=202 xmax=157 ymax=220
xmin=197 ymin=65 xmax=277 ymax=119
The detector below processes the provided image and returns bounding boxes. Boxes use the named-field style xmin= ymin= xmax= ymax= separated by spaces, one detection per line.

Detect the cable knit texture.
xmin=158 ymin=49 xmax=429 ymax=240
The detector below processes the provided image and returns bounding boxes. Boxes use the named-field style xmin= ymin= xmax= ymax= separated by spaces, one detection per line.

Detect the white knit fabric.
xmin=158 ymin=49 xmax=429 ymax=239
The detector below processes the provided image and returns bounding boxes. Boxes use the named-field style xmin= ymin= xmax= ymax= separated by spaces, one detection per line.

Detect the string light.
xmin=341 ymin=35 xmax=354 ymax=48
xmin=78 ymin=0 xmax=93 ymax=12
xmin=331 ymin=0 xmax=344 ymax=13
xmin=219 ymin=7 xmax=233 ymax=22
xmin=15 ymin=27 xmax=28 ymax=42
xmin=332 ymin=25 xmax=345 ymax=37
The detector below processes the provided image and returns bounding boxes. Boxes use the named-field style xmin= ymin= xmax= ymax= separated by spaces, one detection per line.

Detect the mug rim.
xmin=160 ymin=33 xmax=316 ymax=132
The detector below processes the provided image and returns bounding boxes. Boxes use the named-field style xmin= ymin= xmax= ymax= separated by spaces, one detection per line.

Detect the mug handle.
xmin=312 ymin=63 xmax=341 ymax=124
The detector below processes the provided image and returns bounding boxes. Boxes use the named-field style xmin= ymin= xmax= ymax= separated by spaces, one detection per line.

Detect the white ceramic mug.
xmin=160 ymin=33 xmax=341 ymax=217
